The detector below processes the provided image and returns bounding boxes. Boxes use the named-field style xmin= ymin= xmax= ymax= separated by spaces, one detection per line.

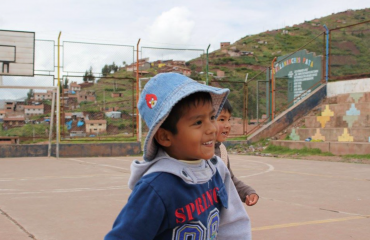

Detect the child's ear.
xmin=154 ymin=128 xmax=172 ymax=147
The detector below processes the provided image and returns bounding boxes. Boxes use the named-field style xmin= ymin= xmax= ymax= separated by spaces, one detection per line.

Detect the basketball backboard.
xmin=0 ymin=30 xmax=35 ymax=76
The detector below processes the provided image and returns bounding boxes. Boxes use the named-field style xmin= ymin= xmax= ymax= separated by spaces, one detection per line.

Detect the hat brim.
xmin=143 ymin=81 xmax=229 ymax=161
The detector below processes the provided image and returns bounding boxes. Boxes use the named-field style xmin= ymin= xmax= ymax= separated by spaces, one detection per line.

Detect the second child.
xmin=215 ymin=99 xmax=259 ymax=206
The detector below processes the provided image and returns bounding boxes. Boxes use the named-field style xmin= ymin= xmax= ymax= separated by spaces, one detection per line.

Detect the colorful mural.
xmin=343 ymin=103 xmax=360 ymax=128
xmin=289 ymin=128 xmax=300 ymax=141
xmin=317 ymin=105 xmax=334 ymax=128
xmin=289 ymin=92 xmax=369 ymax=143
xmin=338 ymin=128 xmax=354 ymax=142
xmin=312 ymin=129 xmax=325 ymax=141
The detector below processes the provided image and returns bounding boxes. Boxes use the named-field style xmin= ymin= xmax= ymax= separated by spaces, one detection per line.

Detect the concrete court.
xmin=0 ymin=155 xmax=369 ymax=240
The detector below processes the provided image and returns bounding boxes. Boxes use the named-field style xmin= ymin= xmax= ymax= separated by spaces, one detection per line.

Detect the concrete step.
xmin=271 ymin=140 xmax=370 ymax=155
xmin=290 ymin=127 xmax=370 ymax=142
xmin=305 ymin=115 xmax=370 ymax=128
xmin=325 ymin=91 xmax=370 ymax=104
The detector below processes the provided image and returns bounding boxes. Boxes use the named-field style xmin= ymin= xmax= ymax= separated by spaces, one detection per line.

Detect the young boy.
xmin=105 ymin=73 xmax=251 ymax=240
xmin=215 ymin=100 xmax=259 ymax=206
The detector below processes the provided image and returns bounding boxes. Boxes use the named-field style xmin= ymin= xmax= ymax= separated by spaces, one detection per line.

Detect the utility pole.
xmin=206 ymin=44 xmax=210 ymax=85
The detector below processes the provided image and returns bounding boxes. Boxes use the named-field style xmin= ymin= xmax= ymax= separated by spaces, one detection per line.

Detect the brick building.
xmin=24 ymin=105 xmax=44 ymax=116
xmin=85 ymin=120 xmax=107 ymax=134
xmin=34 ymin=90 xmax=53 ymax=101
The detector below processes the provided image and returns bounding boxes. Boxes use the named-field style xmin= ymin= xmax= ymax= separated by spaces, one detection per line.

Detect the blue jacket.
xmin=105 ymin=149 xmax=251 ymax=240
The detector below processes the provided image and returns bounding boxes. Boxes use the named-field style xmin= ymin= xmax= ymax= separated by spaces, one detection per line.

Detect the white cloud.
xmin=148 ymin=7 xmax=195 ymax=46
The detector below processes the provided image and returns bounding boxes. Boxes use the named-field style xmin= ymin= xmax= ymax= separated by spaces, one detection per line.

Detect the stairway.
xmin=272 ymin=91 xmax=370 ymax=155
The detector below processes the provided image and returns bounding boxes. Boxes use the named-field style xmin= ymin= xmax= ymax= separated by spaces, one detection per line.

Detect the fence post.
xmin=136 ymin=39 xmax=141 ymax=142
xmin=56 ymin=31 xmax=61 ymax=158
xmin=206 ymin=44 xmax=210 ymax=85
xmin=323 ymin=25 xmax=329 ymax=82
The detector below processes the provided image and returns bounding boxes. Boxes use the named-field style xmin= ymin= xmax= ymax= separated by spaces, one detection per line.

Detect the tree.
xmin=102 ymin=65 xmax=110 ymax=76
xmin=27 ymin=89 xmax=34 ymax=100
xmin=83 ymin=66 xmax=95 ymax=82
xmin=112 ymin=62 xmax=118 ymax=73
xmin=64 ymin=77 xmax=69 ymax=89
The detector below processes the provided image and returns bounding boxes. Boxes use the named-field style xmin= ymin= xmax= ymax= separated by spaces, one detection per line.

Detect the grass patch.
xmin=342 ymin=154 xmax=370 ymax=160
xmin=251 ymin=138 xmax=269 ymax=146
xmin=61 ymin=135 xmax=137 ymax=144
xmin=284 ymin=134 xmax=291 ymax=140
xmin=227 ymin=136 xmax=248 ymax=141
xmin=263 ymin=145 xmax=334 ymax=156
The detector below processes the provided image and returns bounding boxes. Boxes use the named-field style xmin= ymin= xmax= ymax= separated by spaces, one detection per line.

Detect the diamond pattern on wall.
xmin=312 ymin=129 xmax=325 ymax=141
xmin=346 ymin=103 xmax=360 ymax=116
xmin=350 ymin=93 xmax=364 ymax=103
xmin=343 ymin=115 xmax=359 ymax=128
xmin=338 ymin=128 xmax=354 ymax=142
xmin=289 ymin=128 xmax=300 ymax=141
xmin=343 ymin=103 xmax=360 ymax=128
xmin=317 ymin=105 xmax=334 ymax=128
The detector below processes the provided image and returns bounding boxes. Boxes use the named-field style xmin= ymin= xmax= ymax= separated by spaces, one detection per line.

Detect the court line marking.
xmin=0 ymin=186 xmax=127 ymax=195
xmin=252 ymin=215 xmax=370 ymax=231
xmin=67 ymin=158 xmax=129 ymax=171
xmin=261 ymin=196 xmax=365 ymax=217
xmin=275 ymin=170 xmax=370 ymax=182
xmin=109 ymin=157 xmax=135 ymax=161
xmin=239 ymin=160 xmax=275 ymax=178
xmin=0 ymin=174 xmax=125 ymax=182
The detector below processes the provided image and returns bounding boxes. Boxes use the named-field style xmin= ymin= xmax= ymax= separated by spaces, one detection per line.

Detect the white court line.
xmin=0 ymin=186 xmax=127 ymax=195
xmin=67 ymin=158 xmax=129 ymax=171
xmin=109 ymin=157 xmax=135 ymax=161
xmin=0 ymin=174 xmax=124 ymax=182
xmin=238 ymin=160 xmax=275 ymax=178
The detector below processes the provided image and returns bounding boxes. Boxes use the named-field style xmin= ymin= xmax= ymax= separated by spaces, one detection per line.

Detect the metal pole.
xmin=323 ymin=25 xmax=329 ymax=82
xmin=56 ymin=31 xmax=61 ymax=158
xmin=138 ymin=78 xmax=143 ymax=145
xmin=206 ymin=44 xmax=210 ymax=85
xmin=136 ymin=39 xmax=140 ymax=142
xmin=271 ymin=57 xmax=277 ymax=120
xmin=257 ymin=81 xmax=259 ymax=125
xmin=48 ymin=90 xmax=56 ymax=157
xmin=244 ymin=74 xmax=248 ymax=136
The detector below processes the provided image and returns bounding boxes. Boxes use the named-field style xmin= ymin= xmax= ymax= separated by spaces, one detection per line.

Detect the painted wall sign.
xmin=274 ymin=49 xmax=322 ymax=104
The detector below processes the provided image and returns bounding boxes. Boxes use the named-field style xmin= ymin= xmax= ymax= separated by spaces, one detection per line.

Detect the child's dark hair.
xmin=222 ymin=99 xmax=233 ymax=114
xmin=160 ymin=92 xmax=213 ymax=134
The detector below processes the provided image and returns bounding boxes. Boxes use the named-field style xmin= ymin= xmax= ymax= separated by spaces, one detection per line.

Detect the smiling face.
xmin=160 ymin=101 xmax=217 ymax=160
xmin=216 ymin=109 xmax=232 ymax=143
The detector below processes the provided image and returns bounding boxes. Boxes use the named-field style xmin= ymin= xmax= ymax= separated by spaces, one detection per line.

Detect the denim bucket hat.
xmin=138 ymin=73 xmax=229 ymax=161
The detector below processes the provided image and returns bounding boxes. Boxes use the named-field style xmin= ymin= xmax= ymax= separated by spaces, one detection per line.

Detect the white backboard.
xmin=0 ymin=30 xmax=35 ymax=76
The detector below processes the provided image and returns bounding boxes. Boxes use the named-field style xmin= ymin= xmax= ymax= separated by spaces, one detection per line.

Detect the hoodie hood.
xmin=128 ymin=148 xmax=218 ymax=190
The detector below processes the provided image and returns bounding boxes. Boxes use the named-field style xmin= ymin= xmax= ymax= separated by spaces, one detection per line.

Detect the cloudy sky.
xmin=2 ymin=0 xmax=369 ymax=50
xmin=0 ymin=0 xmax=369 ymax=99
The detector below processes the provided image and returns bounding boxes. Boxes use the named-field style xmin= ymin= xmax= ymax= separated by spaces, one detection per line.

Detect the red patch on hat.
xmin=145 ymin=94 xmax=157 ymax=109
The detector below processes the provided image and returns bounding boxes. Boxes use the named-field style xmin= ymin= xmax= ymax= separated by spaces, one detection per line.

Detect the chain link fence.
xmin=60 ymin=41 xmax=135 ymax=141
xmin=329 ymin=20 xmax=370 ymax=80
xmin=0 ymin=36 xmax=56 ymax=144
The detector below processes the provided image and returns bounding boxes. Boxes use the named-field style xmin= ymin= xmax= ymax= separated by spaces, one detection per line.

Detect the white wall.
xmin=327 ymin=78 xmax=370 ymax=97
